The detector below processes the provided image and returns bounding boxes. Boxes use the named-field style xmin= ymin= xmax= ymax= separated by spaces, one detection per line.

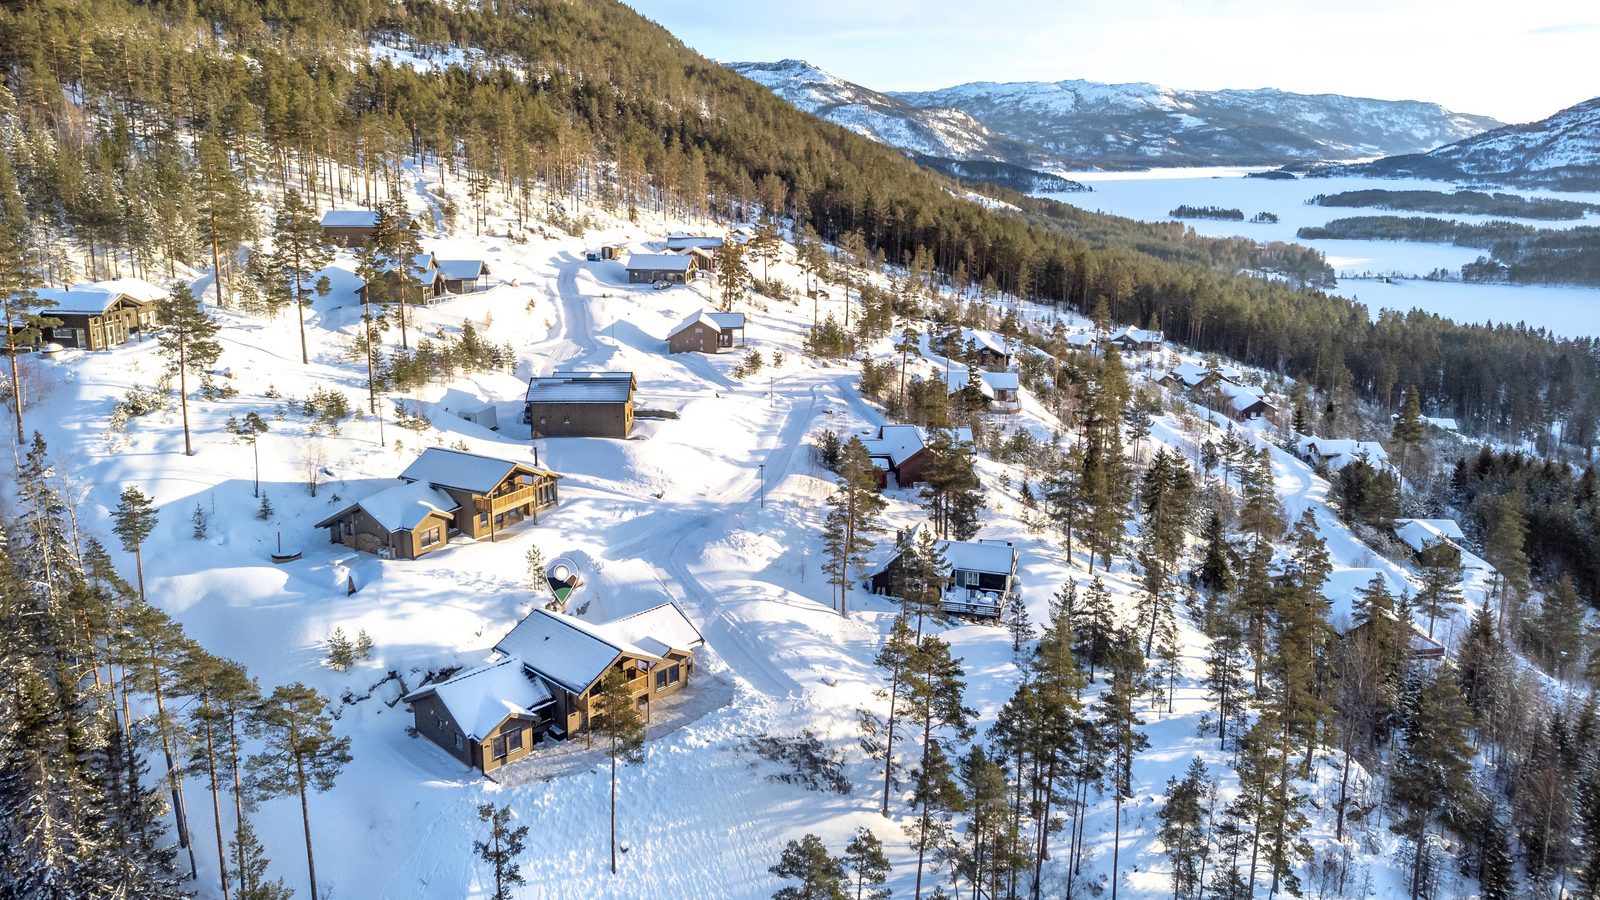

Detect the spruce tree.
xmin=1391 ymin=384 xmax=1425 ymax=489
xmin=591 ymin=667 xmax=646 ymax=875
xmin=155 ymin=282 xmax=223 ymax=456
xmin=0 ymin=147 xmax=54 ymax=444
xmin=1482 ymin=493 xmax=1530 ymax=630
xmin=1391 ymin=666 xmax=1476 ymax=899
xmin=842 ymin=827 xmax=892 ymax=900
xmin=1158 ymin=758 xmax=1211 ymax=900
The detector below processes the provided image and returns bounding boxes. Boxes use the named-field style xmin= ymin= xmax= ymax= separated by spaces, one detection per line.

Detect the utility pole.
xmin=758 ymin=463 xmax=765 ymax=508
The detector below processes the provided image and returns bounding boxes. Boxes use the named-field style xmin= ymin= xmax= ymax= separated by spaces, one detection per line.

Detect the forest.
xmin=1310 ymin=189 xmax=1600 ymax=220
xmin=1298 ymin=217 xmax=1600 ymax=287
xmin=0 ymin=0 xmax=1596 ymax=451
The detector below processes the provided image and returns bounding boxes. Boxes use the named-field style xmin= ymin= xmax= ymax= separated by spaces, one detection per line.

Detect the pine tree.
xmin=1158 ymin=758 xmax=1211 ymax=900
xmin=247 ymin=682 xmax=352 ymax=900
xmin=842 ymin=827 xmax=892 ymax=900
xmin=1197 ymin=509 xmax=1234 ymax=598
xmin=269 ymin=190 xmax=333 ymax=365
xmin=226 ymin=412 xmax=271 ymax=497
xmin=156 ymin=282 xmax=223 ymax=456
xmin=1482 ymin=493 xmax=1531 ymax=631
xmin=895 ymin=321 xmax=921 ymax=412
xmin=354 ymin=630 xmax=374 ymax=662
xmin=1530 ymin=575 xmax=1586 ymax=678
xmin=112 ymin=485 xmax=159 ymax=603
xmin=1391 ymin=384 xmax=1425 ymax=489
xmin=1073 ymin=576 xmax=1117 ymax=683
xmin=876 ymin=613 xmax=919 ymax=816
xmin=1476 ymin=805 xmax=1517 ymax=900
xmin=770 ymin=833 xmax=848 ymax=900
xmin=821 ymin=437 xmax=887 ymax=616
xmin=1414 ymin=547 xmax=1462 ymax=640
xmin=0 ymin=147 xmax=54 ymax=444
xmin=591 ymin=667 xmax=646 ymax=875
xmin=1042 ymin=446 xmax=1088 ymax=563
xmin=1100 ymin=629 xmax=1150 ymax=900
xmin=231 ymin=819 xmax=294 ymax=900
xmin=474 ymin=803 xmax=529 ymax=900
xmin=1203 ymin=602 xmax=1249 ymax=750
xmin=903 ymin=635 xmax=974 ymax=898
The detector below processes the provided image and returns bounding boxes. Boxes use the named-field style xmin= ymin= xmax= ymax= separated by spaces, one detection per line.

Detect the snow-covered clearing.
xmin=11 ymin=165 xmax=1497 ymax=899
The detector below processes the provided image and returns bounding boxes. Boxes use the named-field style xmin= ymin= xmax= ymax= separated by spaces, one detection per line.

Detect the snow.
xmin=325 ymin=480 xmax=459 ymax=532
xmin=34 ymin=277 xmax=169 ymax=313
xmin=595 ymin=603 xmax=705 ymax=655
xmin=399 ymin=447 xmax=538 ymax=494
xmin=437 ymin=259 xmax=489 ymax=281
xmin=524 ymin=371 xmax=635 ymax=404
xmin=320 ymin=208 xmax=380 ymax=228
xmin=625 ymin=252 xmax=692 ymax=272
xmin=493 ymin=609 xmax=629 ymax=695
xmin=405 ymin=657 xmax=554 ymax=740
xmin=859 ymin=423 xmax=926 ymax=467
xmin=937 ymin=538 xmax=1018 ymax=575
xmin=670 ymin=309 xmax=724 ymax=336
xmin=705 ymin=312 xmax=745 ymax=330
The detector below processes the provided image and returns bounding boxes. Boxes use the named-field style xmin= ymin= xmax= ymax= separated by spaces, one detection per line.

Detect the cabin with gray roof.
xmin=667 ymin=310 xmax=746 ymax=353
xmin=320 ymin=209 xmax=382 ymax=246
xmin=437 ymin=259 xmax=491 ymax=294
xmin=314 ymin=447 xmax=560 ymax=558
xmin=403 ymin=657 xmax=556 ymax=772
xmin=866 ymin=525 xmax=1019 ymax=618
xmin=26 ymin=278 xmax=166 ymax=350
xmin=490 ymin=603 xmax=704 ymax=742
xmin=626 ymin=252 xmax=696 ymax=285
xmin=524 ymin=372 xmax=637 ymax=438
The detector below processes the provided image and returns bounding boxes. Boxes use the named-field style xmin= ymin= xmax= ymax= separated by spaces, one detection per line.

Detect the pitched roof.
xmin=670 ymin=310 xmax=722 ymax=337
xmin=860 ymin=424 xmax=926 ymax=467
xmin=314 ymin=480 xmax=458 ymax=531
xmin=403 ymin=657 xmax=553 ymax=739
xmin=1322 ymin=567 xmax=1407 ymax=632
xmin=961 ymin=328 xmax=1009 ymax=357
xmin=942 ymin=368 xmax=1019 ymax=398
xmin=400 ymin=447 xmax=552 ymax=495
xmin=1109 ymin=326 xmax=1163 ymax=345
xmin=494 ymin=603 xmax=701 ymax=695
xmin=90 ymin=277 xmax=168 ymax=304
xmin=706 ymin=312 xmax=745 ymax=330
xmin=378 ymin=252 xmax=439 ymax=280
xmin=437 ymin=259 xmax=489 ymax=280
xmin=664 ymin=235 xmax=724 ymax=251
xmin=1217 ymin=381 xmax=1272 ymax=413
xmin=525 ymin=371 xmax=636 ymax=405
xmin=32 ymin=278 xmax=169 ymax=315
xmin=940 ymin=539 xmax=1018 ymax=575
xmin=1167 ymin=361 xmax=1241 ymax=387
xmin=321 ymin=209 xmax=381 ymax=228
xmin=626 ymin=253 xmax=692 ymax=272
xmin=1393 ymin=518 xmax=1464 ymax=552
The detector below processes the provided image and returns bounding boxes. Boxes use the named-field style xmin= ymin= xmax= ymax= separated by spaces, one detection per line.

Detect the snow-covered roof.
xmin=940 ymin=539 xmax=1018 ymax=576
xmin=32 ymin=278 xmax=169 ymax=314
xmin=943 ymin=368 xmax=1020 ymax=398
xmin=403 ymin=657 xmax=553 ymax=739
xmin=1298 ymin=437 xmax=1390 ymax=463
xmin=626 ymin=253 xmax=692 ymax=272
xmin=860 ymin=424 xmax=926 ymax=466
xmin=1109 ymin=326 xmax=1163 ymax=345
xmin=400 ymin=447 xmax=551 ymax=495
xmin=321 ymin=209 xmax=380 ymax=228
xmin=494 ymin=604 xmax=699 ymax=695
xmin=706 ymin=312 xmax=745 ymax=330
xmin=670 ymin=310 xmax=722 ymax=336
xmin=525 ymin=371 xmax=636 ymax=404
xmin=664 ymin=235 xmax=724 ymax=251
xmin=961 ymin=328 xmax=1009 ymax=357
xmin=1393 ymin=518 xmax=1464 ymax=552
xmin=437 ymin=259 xmax=489 ymax=280
xmin=1215 ymin=381 xmax=1271 ymax=413
xmin=378 ymin=252 xmax=439 ymax=280
xmin=594 ymin=603 xmax=704 ymax=657
xmin=316 ymin=480 xmax=458 ymax=532
xmin=1167 ymin=361 xmax=1242 ymax=387
xmin=1065 ymin=333 xmax=1097 ymax=347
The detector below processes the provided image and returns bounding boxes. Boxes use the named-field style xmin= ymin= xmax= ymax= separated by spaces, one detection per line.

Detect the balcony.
xmin=481 ymin=483 xmax=556 ymax=517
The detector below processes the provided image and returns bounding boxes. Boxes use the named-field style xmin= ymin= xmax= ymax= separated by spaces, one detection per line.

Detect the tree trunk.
xmin=133 ymin=544 xmax=146 ymax=603
xmin=202 ymin=701 xmax=231 ymax=900
xmin=294 ymin=266 xmax=309 ymax=365
xmin=297 ymin=755 xmax=319 ymax=900
xmin=179 ymin=337 xmax=193 ymax=456
xmin=609 ymin=734 xmax=619 ymax=874
xmin=148 ymin=641 xmax=197 ymax=879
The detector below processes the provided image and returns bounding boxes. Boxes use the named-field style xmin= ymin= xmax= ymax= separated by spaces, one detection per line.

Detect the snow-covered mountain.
xmin=728 ymin=60 xmax=1503 ymax=169
xmin=1318 ymin=96 xmax=1600 ymax=190
xmin=728 ymin=60 xmax=1053 ymax=168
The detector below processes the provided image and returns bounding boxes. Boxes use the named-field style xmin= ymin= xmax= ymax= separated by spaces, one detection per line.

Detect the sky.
xmin=624 ymin=0 xmax=1596 ymax=124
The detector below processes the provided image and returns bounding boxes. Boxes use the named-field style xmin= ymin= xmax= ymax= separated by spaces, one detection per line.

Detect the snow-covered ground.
xmin=1036 ymin=168 xmax=1600 ymax=337
xmin=11 ymin=169 xmax=1498 ymax=899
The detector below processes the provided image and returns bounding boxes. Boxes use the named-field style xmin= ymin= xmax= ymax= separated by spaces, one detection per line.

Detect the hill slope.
xmin=1316 ymin=96 xmax=1600 ymax=190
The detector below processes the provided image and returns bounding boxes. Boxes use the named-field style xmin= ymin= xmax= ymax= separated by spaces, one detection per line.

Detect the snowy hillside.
xmin=1321 ymin=96 xmax=1600 ymax=190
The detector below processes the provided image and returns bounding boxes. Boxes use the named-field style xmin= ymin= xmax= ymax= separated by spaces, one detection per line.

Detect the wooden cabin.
xmin=858 ymin=424 xmax=974 ymax=490
xmin=1106 ymin=326 xmax=1163 ymax=352
xmin=1216 ymin=381 xmax=1275 ymax=422
xmin=320 ymin=209 xmax=382 ymax=247
xmin=314 ymin=447 xmax=560 ymax=558
xmin=524 ymin=372 xmax=636 ymax=438
xmin=961 ymin=328 xmax=1012 ymax=370
xmin=625 ymin=253 xmax=696 ymax=285
xmin=362 ymin=253 xmax=445 ymax=304
xmin=438 ymin=259 xmax=491 ymax=294
xmin=403 ymin=658 xmax=557 ymax=773
xmin=30 ymin=279 xmax=165 ymax=351
xmin=867 ymin=527 xmax=1019 ymax=619
xmin=491 ymin=603 xmax=705 ymax=743
xmin=667 ymin=310 xmax=745 ymax=354
xmin=945 ymin=368 xmax=1022 ymax=412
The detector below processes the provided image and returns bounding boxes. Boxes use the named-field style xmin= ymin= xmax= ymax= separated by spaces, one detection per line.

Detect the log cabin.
xmin=625 ymin=252 xmax=696 ymax=285
xmin=314 ymin=447 xmax=560 ymax=558
xmin=28 ymin=278 xmax=165 ymax=351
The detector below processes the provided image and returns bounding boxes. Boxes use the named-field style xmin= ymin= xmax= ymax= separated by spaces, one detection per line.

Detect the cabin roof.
xmin=943 ymin=367 xmax=1019 ymax=397
xmin=437 ymin=259 xmax=489 ymax=280
xmin=860 ymin=424 xmax=925 ymax=466
xmin=961 ymin=327 xmax=1009 ymax=356
xmin=400 ymin=447 xmax=553 ymax=495
xmin=315 ymin=480 xmax=459 ymax=531
xmin=1168 ymin=361 xmax=1242 ymax=386
xmin=664 ymin=235 xmax=723 ymax=251
xmin=525 ymin=371 xmax=636 ymax=405
xmin=626 ymin=253 xmax=692 ymax=272
xmin=494 ymin=603 xmax=700 ymax=695
xmin=1109 ymin=326 xmax=1163 ymax=345
xmin=670 ymin=310 xmax=722 ymax=336
xmin=706 ymin=312 xmax=746 ymax=330
xmin=403 ymin=657 xmax=553 ymax=740
xmin=940 ymin=539 xmax=1018 ymax=575
xmin=32 ymin=277 xmax=169 ymax=314
xmin=321 ymin=209 xmax=380 ymax=228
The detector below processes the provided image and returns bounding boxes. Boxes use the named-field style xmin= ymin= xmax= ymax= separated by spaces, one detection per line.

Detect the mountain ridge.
xmin=728 ymin=59 xmax=1503 ymax=170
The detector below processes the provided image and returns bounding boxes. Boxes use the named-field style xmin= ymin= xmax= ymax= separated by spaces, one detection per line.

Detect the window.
xmin=507 ymin=728 xmax=523 ymax=753
xmin=435 ymin=715 xmax=445 ymax=731
xmin=453 ymin=734 xmax=463 ymax=751
xmin=655 ymin=669 xmax=667 ymax=690
xmin=656 ymin=664 xmax=681 ymax=690
xmin=419 ymin=526 xmax=441 ymax=547
xmin=492 ymin=735 xmax=507 ymax=758
xmin=52 ymin=327 xmax=75 ymax=340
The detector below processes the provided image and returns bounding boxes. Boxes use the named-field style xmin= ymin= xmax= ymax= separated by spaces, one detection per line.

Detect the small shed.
xmin=438 ymin=259 xmax=491 ymax=294
xmin=626 ymin=253 xmax=696 ymax=285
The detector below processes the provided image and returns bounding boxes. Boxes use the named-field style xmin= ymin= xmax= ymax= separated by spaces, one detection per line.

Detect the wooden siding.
xmin=438 ymin=470 xmax=560 ymax=541
xmin=320 ymin=505 xmax=453 ymax=560
xmin=668 ymin=321 xmax=722 ymax=354
xmin=526 ymin=400 xmax=634 ymax=439
xmin=323 ymin=225 xmax=377 ymax=247
xmin=45 ymin=298 xmax=153 ymax=351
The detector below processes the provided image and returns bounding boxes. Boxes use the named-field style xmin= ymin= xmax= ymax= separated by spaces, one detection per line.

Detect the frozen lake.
xmin=1036 ymin=168 xmax=1600 ymax=338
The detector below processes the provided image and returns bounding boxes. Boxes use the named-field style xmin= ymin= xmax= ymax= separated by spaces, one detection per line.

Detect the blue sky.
xmin=625 ymin=0 xmax=1595 ymax=124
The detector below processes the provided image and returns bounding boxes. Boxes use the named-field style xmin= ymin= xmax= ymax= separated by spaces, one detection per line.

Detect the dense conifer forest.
xmin=0 ymin=0 xmax=1597 ymax=451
